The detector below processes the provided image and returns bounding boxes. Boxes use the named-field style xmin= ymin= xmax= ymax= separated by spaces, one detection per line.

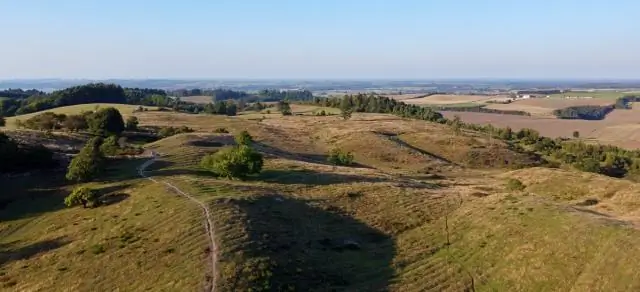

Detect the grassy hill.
xmin=2 ymin=103 xmax=158 ymax=129
xmin=4 ymin=105 xmax=640 ymax=291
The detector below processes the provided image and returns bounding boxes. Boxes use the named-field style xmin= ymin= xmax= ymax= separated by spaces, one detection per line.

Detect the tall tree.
xmin=88 ymin=107 xmax=125 ymax=136
xmin=66 ymin=137 xmax=105 ymax=182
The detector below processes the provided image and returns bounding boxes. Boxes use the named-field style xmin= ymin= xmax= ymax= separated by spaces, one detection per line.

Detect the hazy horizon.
xmin=2 ymin=0 xmax=639 ymax=79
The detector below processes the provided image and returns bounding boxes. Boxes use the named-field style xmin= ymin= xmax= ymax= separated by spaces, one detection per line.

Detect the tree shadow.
xmin=0 ymin=173 xmax=69 ymax=221
xmin=0 ymin=237 xmax=71 ymax=268
xmin=253 ymin=141 xmax=373 ymax=169
xmin=257 ymin=169 xmax=389 ymax=185
xmin=101 ymin=193 xmax=130 ymax=206
xmin=220 ymin=195 xmax=395 ymax=291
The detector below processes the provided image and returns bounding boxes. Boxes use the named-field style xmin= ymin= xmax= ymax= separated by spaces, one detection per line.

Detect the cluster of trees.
xmin=0 ymin=88 xmax=45 ymax=99
xmin=258 ymin=89 xmax=314 ymax=102
xmin=200 ymin=131 xmax=264 ymax=179
xmin=301 ymin=93 xmax=444 ymax=123
xmin=553 ymin=105 xmax=614 ymax=120
xmin=201 ymin=101 xmax=238 ymax=116
xmin=167 ymin=88 xmax=250 ymax=101
xmin=435 ymin=105 xmax=531 ymax=116
xmin=614 ymin=95 xmax=640 ymax=109
xmin=19 ymin=107 xmax=126 ymax=135
xmin=0 ymin=132 xmax=56 ymax=173
xmin=158 ymin=126 xmax=194 ymax=138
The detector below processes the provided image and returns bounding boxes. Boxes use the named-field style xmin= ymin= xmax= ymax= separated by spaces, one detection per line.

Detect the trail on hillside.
xmin=138 ymin=152 xmax=218 ymax=292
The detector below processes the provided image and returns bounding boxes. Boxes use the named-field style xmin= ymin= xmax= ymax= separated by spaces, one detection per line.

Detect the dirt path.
xmin=138 ymin=152 xmax=218 ymax=292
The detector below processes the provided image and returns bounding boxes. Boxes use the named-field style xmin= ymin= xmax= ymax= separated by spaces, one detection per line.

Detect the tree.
xmin=200 ymin=145 xmax=264 ymax=179
xmin=88 ymin=107 xmax=125 ymax=136
xmin=573 ymin=131 xmax=580 ymax=138
xmin=235 ymin=130 xmax=253 ymax=145
xmin=100 ymin=135 xmax=120 ymax=156
xmin=0 ymin=116 xmax=4 ymax=127
xmin=64 ymin=187 xmax=99 ymax=208
xmin=327 ymin=148 xmax=355 ymax=166
xmin=63 ymin=114 xmax=88 ymax=131
xmin=340 ymin=107 xmax=353 ymax=120
xmin=340 ymin=96 xmax=353 ymax=120
xmin=277 ymin=101 xmax=292 ymax=116
xmin=66 ymin=137 xmax=105 ymax=182
xmin=125 ymin=116 xmax=139 ymax=131
xmin=226 ymin=102 xmax=238 ymax=116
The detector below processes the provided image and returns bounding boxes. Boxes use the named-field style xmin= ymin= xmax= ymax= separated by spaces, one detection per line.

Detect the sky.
xmin=0 ymin=0 xmax=639 ymax=79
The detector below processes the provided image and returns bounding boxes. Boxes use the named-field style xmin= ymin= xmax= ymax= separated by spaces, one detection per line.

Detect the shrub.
xmin=327 ymin=148 xmax=354 ymax=166
xmin=64 ymin=187 xmax=99 ymax=208
xmin=100 ymin=135 xmax=120 ymax=156
xmin=63 ymin=114 xmax=88 ymax=131
xmin=66 ymin=137 xmax=105 ymax=182
xmin=572 ymin=131 xmax=580 ymax=138
xmin=0 ymin=116 xmax=5 ymax=127
xmin=158 ymin=126 xmax=194 ymax=138
xmin=125 ymin=116 xmax=139 ymax=131
xmin=88 ymin=107 xmax=125 ymax=136
xmin=505 ymin=178 xmax=525 ymax=191
xmin=200 ymin=145 xmax=264 ymax=179
xmin=214 ymin=127 xmax=229 ymax=133
xmin=235 ymin=130 xmax=253 ymax=145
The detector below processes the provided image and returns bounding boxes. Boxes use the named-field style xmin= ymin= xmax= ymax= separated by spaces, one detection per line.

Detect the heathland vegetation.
xmin=6 ymin=83 xmax=640 ymax=291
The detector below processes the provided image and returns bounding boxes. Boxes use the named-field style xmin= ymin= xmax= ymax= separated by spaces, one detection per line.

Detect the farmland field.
xmin=548 ymin=90 xmax=631 ymax=99
xmin=484 ymin=98 xmax=616 ymax=116
xmin=180 ymin=95 xmax=214 ymax=104
xmin=403 ymin=94 xmax=502 ymax=105
xmin=442 ymin=105 xmax=640 ymax=149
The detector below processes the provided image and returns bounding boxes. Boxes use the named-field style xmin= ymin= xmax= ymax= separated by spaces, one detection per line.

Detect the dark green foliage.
xmin=327 ymin=148 xmax=355 ymax=166
xmin=614 ymin=95 xmax=640 ymax=109
xmin=505 ymin=178 xmax=526 ymax=191
xmin=226 ymin=102 xmax=238 ymax=116
xmin=64 ymin=187 xmax=99 ymax=208
xmin=200 ymin=145 xmax=264 ymax=179
xmin=277 ymin=101 xmax=292 ymax=116
xmin=258 ymin=89 xmax=313 ymax=102
xmin=0 ymin=132 xmax=56 ymax=173
xmin=572 ymin=131 xmax=580 ymax=138
xmin=158 ymin=126 xmax=194 ymax=138
xmin=553 ymin=105 xmax=614 ymax=120
xmin=235 ymin=130 xmax=253 ymax=145
xmin=0 ymin=116 xmax=4 ymax=127
xmin=88 ymin=107 xmax=125 ymax=136
xmin=100 ymin=136 xmax=120 ymax=156
xmin=125 ymin=116 xmax=139 ymax=131
xmin=435 ymin=105 xmax=531 ymax=116
xmin=573 ymin=158 xmax=601 ymax=174
xmin=66 ymin=137 xmax=105 ymax=182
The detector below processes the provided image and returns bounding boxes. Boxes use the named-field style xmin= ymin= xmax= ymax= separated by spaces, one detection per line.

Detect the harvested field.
xmin=180 ymin=95 xmax=213 ymax=104
xmin=442 ymin=107 xmax=640 ymax=149
xmin=403 ymin=94 xmax=504 ymax=105
xmin=383 ymin=93 xmax=428 ymax=100
xmin=548 ymin=91 xmax=628 ymax=99
xmin=485 ymin=98 xmax=616 ymax=116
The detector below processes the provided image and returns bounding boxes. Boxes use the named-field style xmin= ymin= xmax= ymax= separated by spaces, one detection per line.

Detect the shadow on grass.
xmin=256 ymin=169 xmax=389 ymax=185
xmin=253 ymin=141 xmax=373 ymax=169
xmin=0 ymin=173 xmax=69 ymax=221
xmin=0 ymin=237 xmax=71 ymax=268
xmin=219 ymin=195 xmax=395 ymax=291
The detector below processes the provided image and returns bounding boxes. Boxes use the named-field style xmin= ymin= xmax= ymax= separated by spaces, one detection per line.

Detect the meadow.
xmin=5 ymin=104 xmax=640 ymax=291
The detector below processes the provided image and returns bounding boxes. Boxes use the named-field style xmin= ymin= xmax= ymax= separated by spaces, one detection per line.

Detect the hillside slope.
xmin=4 ymin=109 xmax=640 ymax=291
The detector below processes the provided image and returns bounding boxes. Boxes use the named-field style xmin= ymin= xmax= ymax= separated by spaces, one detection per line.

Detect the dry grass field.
xmin=7 ymin=105 xmax=640 ymax=291
xmin=180 ymin=95 xmax=214 ymax=104
xmin=443 ymin=104 xmax=640 ymax=149
xmin=485 ymin=98 xmax=616 ymax=116
xmin=403 ymin=94 xmax=506 ymax=106
xmin=382 ymin=93 xmax=428 ymax=100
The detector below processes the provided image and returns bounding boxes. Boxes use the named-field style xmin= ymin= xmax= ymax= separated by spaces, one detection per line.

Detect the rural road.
xmin=138 ymin=151 xmax=218 ymax=292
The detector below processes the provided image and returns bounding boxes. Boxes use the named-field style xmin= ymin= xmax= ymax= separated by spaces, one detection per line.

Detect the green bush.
xmin=125 ymin=116 xmax=139 ymax=131
xmin=64 ymin=187 xmax=99 ymax=208
xmin=505 ymin=178 xmax=526 ymax=191
xmin=235 ymin=130 xmax=253 ymax=145
xmin=158 ymin=126 xmax=194 ymax=138
xmin=66 ymin=137 xmax=105 ymax=182
xmin=100 ymin=135 xmax=120 ymax=156
xmin=327 ymin=148 xmax=354 ymax=166
xmin=200 ymin=145 xmax=264 ymax=179
xmin=88 ymin=107 xmax=125 ymax=136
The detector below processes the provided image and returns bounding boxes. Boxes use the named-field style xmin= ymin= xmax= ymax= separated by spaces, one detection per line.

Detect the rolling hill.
xmin=4 ymin=105 xmax=640 ymax=291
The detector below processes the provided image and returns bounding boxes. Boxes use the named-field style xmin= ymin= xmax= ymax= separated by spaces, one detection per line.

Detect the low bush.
xmin=505 ymin=178 xmax=526 ymax=191
xmin=64 ymin=187 xmax=99 ymax=208
xmin=200 ymin=145 xmax=264 ymax=179
xmin=327 ymin=148 xmax=355 ymax=166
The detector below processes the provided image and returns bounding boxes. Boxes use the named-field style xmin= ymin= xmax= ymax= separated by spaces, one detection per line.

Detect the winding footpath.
xmin=138 ymin=151 xmax=218 ymax=292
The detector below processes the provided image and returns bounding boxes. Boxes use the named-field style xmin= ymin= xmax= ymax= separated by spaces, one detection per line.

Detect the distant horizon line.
xmin=2 ymin=77 xmax=640 ymax=82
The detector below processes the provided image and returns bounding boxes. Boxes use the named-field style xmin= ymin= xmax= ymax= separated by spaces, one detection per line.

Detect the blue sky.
xmin=1 ymin=0 xmax=639 ymax=79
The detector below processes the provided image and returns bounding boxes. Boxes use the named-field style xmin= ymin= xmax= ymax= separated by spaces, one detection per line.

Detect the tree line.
xmin=553 ymin=105 xmax=615 ymax=120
